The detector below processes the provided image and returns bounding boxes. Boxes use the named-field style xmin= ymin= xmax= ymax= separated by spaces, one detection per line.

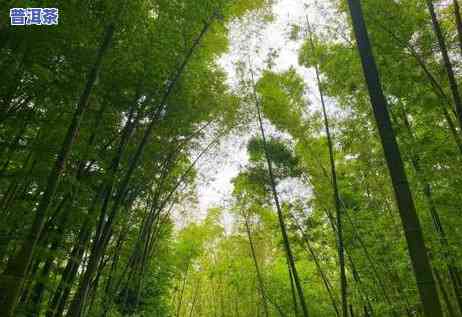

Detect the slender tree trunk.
xmin=250 ymin=69 xmax=310 ymax=317
xmin=306 ymin=18 xmax=348 ymax=317
xmin=344 ymin=252 xmax=375 ymax=317
xmin=85 ymin=254 xmax=108 ymax=316
xmin=101 ymin=228 xmax=127 ymax=316
xmin=0 ymin=24 xmax=115 ymax=317
xmin=288 ymin=259 xmax=300 ymax=317
xmin=434 ymin=269 xmax=457 ymax=317
xmin=243 ymin=214 xmax=270 ymax=317
xmin=17 ymin=260 xmax=40 ymax=310
xmin=291 ymin=212 xmax=341 ymax=317
xmin=234 ymin=290 xmax=240 ymax=317
xmin=346 ymin=1 xmax=443 ymax=316
xmin=452 ymin=0 xmax=462 ymax=55
xmin=349 ymin=304 xmax=355 ymax=317
xmin=448 ymin=267 xmax=462 ymax=314
xmin=426 ymin=0 xmax=462 ymax=130
xmin=66 ymin=221 xmax=115 ymax=317
xmin=364 ymin=305 xmax=371 ymax=317
xmin=176 ymin=264 xmax=190 ymax=317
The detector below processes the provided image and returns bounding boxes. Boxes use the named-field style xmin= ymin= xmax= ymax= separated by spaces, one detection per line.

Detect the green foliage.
xmin=256 ymin=69 xmax=306 ymax=136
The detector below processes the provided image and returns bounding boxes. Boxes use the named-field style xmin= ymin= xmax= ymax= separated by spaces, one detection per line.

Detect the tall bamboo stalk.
xmin=346 ymin=1 xmax=442 ymax=315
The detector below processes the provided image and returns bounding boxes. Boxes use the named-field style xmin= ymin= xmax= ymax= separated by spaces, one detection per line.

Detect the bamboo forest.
xmin=2 ymin=0 xmax=462 ymax=316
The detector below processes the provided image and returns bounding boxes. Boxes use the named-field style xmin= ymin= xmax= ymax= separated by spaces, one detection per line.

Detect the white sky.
xmin=176 ymin=0 xmax=339 ymax=227
xmin=197 ymin=0 xmax=308 ymax=212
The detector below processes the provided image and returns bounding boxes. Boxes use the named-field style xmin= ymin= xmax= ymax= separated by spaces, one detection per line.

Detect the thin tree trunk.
xmin=434 ymin=269 xmax=457 ymax=317
xmin=426 ymin=0 xmax=462 ymax=130
xmin=234 ymin=290 xmax=240 ymax=317
xmin=349 ymin=304 xmax=355 ymax=317
xmin=346 ymin=1 xmax=443 ymax=316
xmin=306 ymin=18 xmax=348 ymax=317
xmin=346 ymin=253 xmax=375 ymax=317
xmin=250 ymin=69 xmax=310 ymax=317
xmin=291 ymin=212 xmax=341 ymax=317
xmin=243 ymin=214 xmax=270 ymax=317
xmin=288 ymin=260 xmax=300 ymax=317
xmin=364 ymin=305 xmax=371 ymax=317
xmin=452 ymin=0 xmax=462 ymax=55
xmin=17 ymin=260 xmax=40 ymax=310
xmin=85 ymin=254 xmax=108 ymax=316
xmin=104 ymin=131 xmax=221 ymax=317
xmin=100 ymin=227 xmax=127 ymax=316
xmin=176 ymin=263 xmax=190 ymax=317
